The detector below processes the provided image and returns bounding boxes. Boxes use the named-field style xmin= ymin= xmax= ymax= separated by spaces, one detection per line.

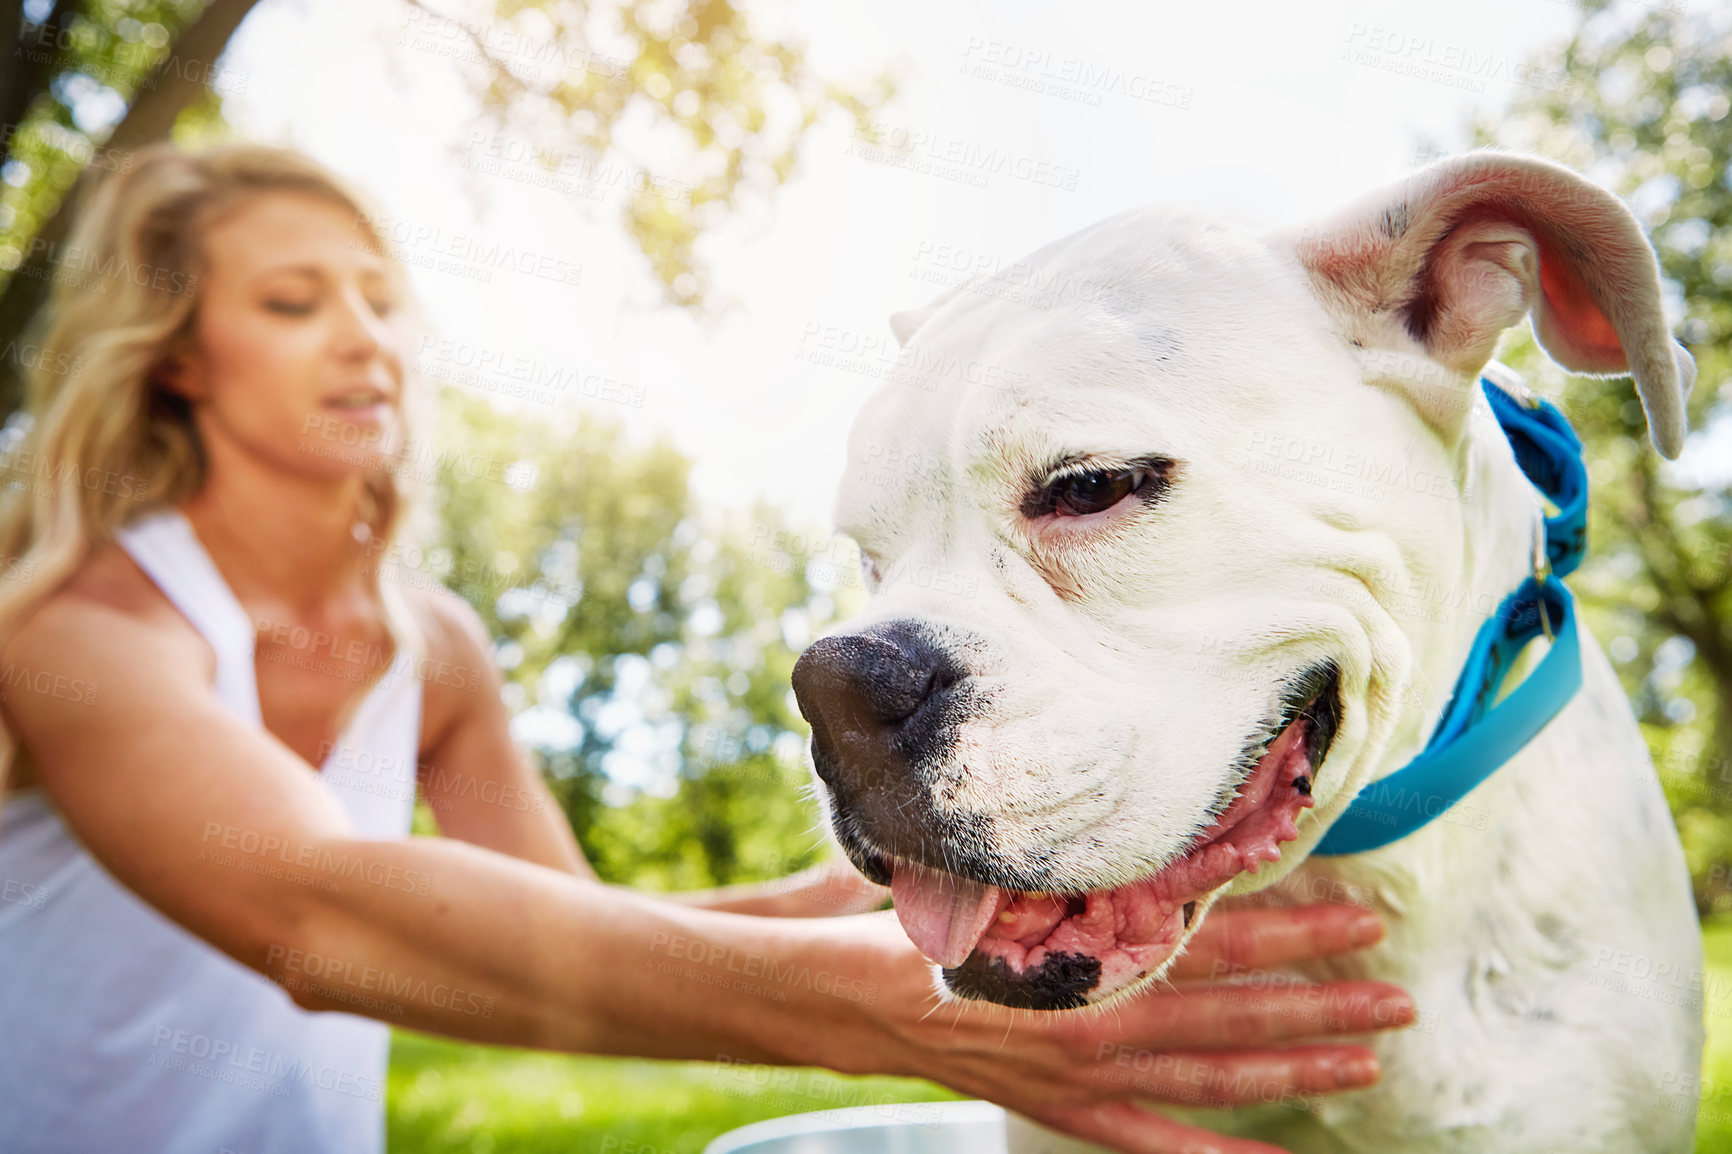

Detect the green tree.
xmin=1468 ymin=2 xmax=1732 ymax=910
xmin=413 ymin=390 xmax=862 ymax=888
xmin=0 ymin=0 xmax=892 ymax=407
xmin=0 ymin=0 xmax=888 ymax=893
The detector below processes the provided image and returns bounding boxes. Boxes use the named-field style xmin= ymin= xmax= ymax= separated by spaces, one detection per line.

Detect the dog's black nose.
xmin=795 ymin=626 xmax=949 ymax=724
xmin=791 ymin=621 xmax=966 ymax=798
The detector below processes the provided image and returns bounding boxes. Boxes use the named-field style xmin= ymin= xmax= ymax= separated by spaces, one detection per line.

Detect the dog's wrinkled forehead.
xmin=836 ymin=210 xmax=1349 ymax=539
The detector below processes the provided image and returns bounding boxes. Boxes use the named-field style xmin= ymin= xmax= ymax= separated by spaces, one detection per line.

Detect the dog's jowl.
xmin=792 ymin=151 xmax=1703 ymax=1153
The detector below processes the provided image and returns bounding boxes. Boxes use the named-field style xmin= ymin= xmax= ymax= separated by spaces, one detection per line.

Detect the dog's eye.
xmin=1026 ymin=458 xmax=1173 ymax=519
xmin=1054 ymin=470 xmax=1139 ymax=516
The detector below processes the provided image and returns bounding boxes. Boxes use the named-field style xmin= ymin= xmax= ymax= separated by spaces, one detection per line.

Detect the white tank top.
xmin=0 ymin=506 xmax=423 ymax=1153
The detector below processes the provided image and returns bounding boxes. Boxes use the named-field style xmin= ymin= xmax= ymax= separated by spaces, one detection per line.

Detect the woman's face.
xmin=163 ymin=190 xmax=411 ymax=484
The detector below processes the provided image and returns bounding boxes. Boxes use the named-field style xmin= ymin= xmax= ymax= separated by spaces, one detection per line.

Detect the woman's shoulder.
xmin=9 ymin=537 xmax=212 ymax=665
xmin=398 ymin=581 xmax=492 ymax=664
xmin=1 ymin=539 xmax=216 ymax=709
xmin=394 ymin=582 xmax=505 ymax=753
xmin=0 ymin=539 xmax=217 ymax=788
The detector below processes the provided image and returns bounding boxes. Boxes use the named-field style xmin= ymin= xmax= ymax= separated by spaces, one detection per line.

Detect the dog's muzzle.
xmin=794 ymin=629 xmax=1342 ymax=1011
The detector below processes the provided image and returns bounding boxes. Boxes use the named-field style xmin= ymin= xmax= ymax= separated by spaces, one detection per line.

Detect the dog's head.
xmin=792 ymin=152 xmax=1694 ymax=1011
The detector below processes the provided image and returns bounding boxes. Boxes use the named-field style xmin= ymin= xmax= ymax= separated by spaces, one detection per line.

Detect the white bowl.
xmin=703 ymin=1100 xmax=1008 ymax=1153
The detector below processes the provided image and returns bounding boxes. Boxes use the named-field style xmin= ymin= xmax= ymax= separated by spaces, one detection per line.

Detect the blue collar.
xmin=1311 ymin=375 xmax=1587 ymax=856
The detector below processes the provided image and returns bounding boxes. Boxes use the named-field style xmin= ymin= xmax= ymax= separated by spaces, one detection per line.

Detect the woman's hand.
xmin=799 ymin=902 xmax=1410 ymax=1154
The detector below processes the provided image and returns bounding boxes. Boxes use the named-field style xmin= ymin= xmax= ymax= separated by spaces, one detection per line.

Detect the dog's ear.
xmin=888 ymin=306 xmax=930 ymax=346
xmin=1279 ymin=150 xmax=1694 ymax=458
xmin=889 ymin=283 xmax=967 ymax=346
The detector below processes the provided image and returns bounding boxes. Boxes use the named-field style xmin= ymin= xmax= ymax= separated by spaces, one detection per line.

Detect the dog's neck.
xmin=1355 ymin=376 xmax=1547 ymax=800
xmin=1291 ymin=374 xmax=1689 ymax=952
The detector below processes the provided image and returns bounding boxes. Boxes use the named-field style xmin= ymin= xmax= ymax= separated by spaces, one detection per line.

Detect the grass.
xmin=1694 ymin=917 xmax=1732 ymax=1151
xmin=387 ymin=919 xmax=1732 ymax=1153
xmin=386 ymin=1033 xmax=962 ymax=1153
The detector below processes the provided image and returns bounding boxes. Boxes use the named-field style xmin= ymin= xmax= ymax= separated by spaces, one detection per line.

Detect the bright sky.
xmin=218 ymin=0 xmax=1591 ymax=531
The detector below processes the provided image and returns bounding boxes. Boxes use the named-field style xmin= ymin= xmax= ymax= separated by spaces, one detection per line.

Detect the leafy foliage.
xmin=417 ymin=390 xmax=862 ymax=888
xmin=2 ymin=1 xmax=208 ymax=267
xmin=0 ymin=0 xmax=889 ymax=892
xmin=0 ymin=0 xmax=893 ymax=324
xmin=1470 ymin=2 xmax=1732 ymax=909
xmin=399 ymin=0 xmax=895 ymax=310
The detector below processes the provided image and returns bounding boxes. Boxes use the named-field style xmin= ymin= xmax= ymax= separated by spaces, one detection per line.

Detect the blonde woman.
xmin=0 ymin=141 xmax=1414 ymax=1154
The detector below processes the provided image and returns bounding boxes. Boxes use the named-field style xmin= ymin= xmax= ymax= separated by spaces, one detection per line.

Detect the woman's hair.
xmin=0 ymin=139 xmax=433 ymax=789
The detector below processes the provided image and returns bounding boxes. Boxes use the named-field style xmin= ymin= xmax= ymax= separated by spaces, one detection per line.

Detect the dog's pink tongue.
xmin=891 ymin=861 xmax=1004 ymax=968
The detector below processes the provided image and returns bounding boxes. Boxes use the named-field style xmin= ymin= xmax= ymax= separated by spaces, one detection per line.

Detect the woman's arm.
xmin=3 ymin=591 xmax=1414 ymax=1154
xmin=413 ymin=588 xmax=593 ymax=877
xmin=415 ymin=589 xmax=887 ymax=915
xmin=663 ymin=858 xmax=889 ymax=916
xmin=0 ymin=591 xmax=849 ymax=1060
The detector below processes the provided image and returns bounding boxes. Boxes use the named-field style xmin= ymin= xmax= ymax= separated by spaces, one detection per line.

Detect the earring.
xmin=353 ymin=486 xmax=378 ymax=547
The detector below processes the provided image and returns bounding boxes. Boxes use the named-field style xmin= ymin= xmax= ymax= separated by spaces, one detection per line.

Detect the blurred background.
xmin=3 ymin=0 xmax=1730 ymax=1148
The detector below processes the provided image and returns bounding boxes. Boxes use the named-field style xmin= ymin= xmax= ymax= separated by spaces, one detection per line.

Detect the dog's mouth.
xmin=877 ymin=662 xmax=1340 ymax=1010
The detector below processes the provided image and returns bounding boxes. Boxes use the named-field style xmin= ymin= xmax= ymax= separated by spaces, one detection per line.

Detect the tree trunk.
xmin=2 ymin=1 xmax=67 ymax=132
xmin=0 ymin=0 xmax=264 ymax=414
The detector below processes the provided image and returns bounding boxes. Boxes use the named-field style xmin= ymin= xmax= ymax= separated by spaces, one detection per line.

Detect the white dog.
xmin=790 ymin=151 xmax=1704 ymax=1152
